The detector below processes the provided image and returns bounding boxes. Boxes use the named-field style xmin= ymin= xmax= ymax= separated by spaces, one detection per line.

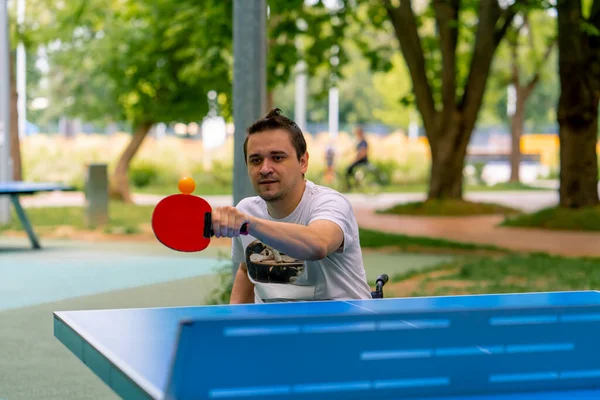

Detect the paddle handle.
xmin=204 ymin=213 xmax=249 ymax=238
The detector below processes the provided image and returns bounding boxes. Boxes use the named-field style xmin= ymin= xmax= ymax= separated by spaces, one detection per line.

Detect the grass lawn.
xmin=372 ymin=181 xmax=549 ymax=194
xmin=385 ymin=252 xmax=600 ymax=298
xmin=0 ymin=202 xmax=155 ymax=234
xmin=360 ymin=229 xmax=599 ymax=299
xmin=358 ymin=228 xmax=505 ymax=253
xmin=501 ymin=205 xmax=600 ymax=232
xmin=4 ymin=202 xmax=596 ymax=303
xmin=377 ymin=199 xmax=521 ymax=216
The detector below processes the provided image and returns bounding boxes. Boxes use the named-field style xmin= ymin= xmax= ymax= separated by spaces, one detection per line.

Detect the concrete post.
xmin=85 ymin=163 xmax=109 ymax=227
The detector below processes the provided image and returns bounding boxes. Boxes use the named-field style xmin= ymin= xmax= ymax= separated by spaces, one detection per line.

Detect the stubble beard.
xmin=259 ymin=184 xmax=286 ymax=202
xmin=257 ymin=176 xmax=297 ymax=203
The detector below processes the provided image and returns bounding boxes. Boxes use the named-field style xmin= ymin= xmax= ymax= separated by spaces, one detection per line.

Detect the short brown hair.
xmin=243 ymin=108 xmax=307 ymax=162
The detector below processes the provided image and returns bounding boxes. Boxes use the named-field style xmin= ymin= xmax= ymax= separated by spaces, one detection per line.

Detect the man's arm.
xmin=229 ymin=262 xmax=255 ymax=304
xmin=249 ymin=218 xmax=343 ymax=261
xmin=213 ymin=204 xmax=347 ymax=261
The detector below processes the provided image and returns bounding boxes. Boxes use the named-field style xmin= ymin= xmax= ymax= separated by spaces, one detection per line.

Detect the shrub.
xmin=129 ymin=162 xmax=159 ymax=188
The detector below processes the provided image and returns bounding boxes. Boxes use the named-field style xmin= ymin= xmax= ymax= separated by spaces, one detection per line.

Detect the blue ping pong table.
xmin=0 ymin=181 xmax=74 ymax=249
xmin=54 ymin=290 xmax=600 ymax=400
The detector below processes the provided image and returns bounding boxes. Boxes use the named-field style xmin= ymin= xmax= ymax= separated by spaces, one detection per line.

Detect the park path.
xmin=354 ymin=209 xmax=600 ymax=258
xmin=17 ymin=189 xmax=600 ymax=257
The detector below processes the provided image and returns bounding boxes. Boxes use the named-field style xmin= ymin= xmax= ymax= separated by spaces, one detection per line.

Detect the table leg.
xmin=9 ymin=194 xmax=41 ymax=249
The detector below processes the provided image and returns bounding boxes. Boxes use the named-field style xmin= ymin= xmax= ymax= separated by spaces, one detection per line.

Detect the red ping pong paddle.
xmin=152 ymin=177 xmax=248 ymax=252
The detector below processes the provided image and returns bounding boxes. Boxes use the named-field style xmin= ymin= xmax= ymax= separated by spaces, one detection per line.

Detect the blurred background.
xmin=1 ymin=0 xmax=587 ymax=200
xmin=0 ymin=1 xmax=599 ymax=398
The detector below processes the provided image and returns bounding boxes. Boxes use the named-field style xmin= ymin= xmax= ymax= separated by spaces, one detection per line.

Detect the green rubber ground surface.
xmin=0 ymin=236 xmax=453 ymax=400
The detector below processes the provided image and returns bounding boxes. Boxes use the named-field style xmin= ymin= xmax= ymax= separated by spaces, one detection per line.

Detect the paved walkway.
xmin=19 ymin=189 xmax=560 ymax=212
xmin=354 ymin=209 xmax=600 ymax=257
xmin=12 ymin=189 xmax=600 ymax=258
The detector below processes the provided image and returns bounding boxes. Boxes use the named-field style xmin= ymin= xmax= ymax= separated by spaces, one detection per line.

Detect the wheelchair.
xmin=370 ymin=274 xmax=389 ymax=299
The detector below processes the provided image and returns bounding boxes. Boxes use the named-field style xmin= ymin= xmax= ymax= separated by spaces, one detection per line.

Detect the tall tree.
xmin=556 ymin=0 xmax=600 ymax=207
xmin=363 ymin=0 xmax=521 ymax=199
xmin=29 ymin=0 xmax=352 ymax=202
xmin=39 ymin=0 xmax=233 ymax=202
xmin=266 ymin=0 xmax=354 ymax=110
xmin=494 ymin=9 xmax=556 ymax=182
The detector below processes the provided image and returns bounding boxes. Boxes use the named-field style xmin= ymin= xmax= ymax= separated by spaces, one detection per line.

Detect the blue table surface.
xmin=54 ymin=291 xmax=600 ymax=399
xmin=0 ymin=181 xmax=73 ymax=194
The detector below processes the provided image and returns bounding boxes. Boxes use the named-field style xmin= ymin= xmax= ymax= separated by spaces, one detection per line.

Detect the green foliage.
xmin=207 ymin=160 xmax=234 ymax=187
xmin=129 ymin=162 xmax=159 ymax=188
xmin=502 ymin=205 xmax=600 ymax=231
xmin=0 ymin=201 xmax=153 ymax=232
xmin=358 ymin=228 xmax=503 ymax=252
xmin=37 ymin=0 xmax=233 ymax=127
xmin=268 ymin=0 xmax=355 ymax=90
xmin=403 ymin=253 xmax=600 ymax=297
xmin=350 ymin=0 xmax=395 ymax=73
xmin=204 ymin=262 xmax=234 ymax=306
xmin=21 ymin=0 xmax=359 ymax=128
xmin=457 ymin=252 xmax=600 ymax=283
xmin=273 ymin=36 xmax=393 ymax=125
xmin=377 ymin=199 xmax=521 ymax=217
xmin=486 ymin=7 xmax=559 ymax=128
xmin=371 ymin=53 xmax=415 ymax=129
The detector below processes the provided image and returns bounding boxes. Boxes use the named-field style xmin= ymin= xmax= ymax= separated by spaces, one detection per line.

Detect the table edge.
xmin=53 ymin=311 xmax=165 ymax=400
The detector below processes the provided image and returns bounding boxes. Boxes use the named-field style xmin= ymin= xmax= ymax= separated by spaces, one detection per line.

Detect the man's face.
xmin=246 ymin=129 xmax=308 ymax=202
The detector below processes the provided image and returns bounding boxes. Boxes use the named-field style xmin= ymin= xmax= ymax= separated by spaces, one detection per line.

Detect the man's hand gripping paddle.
xmin=152 ymin=177 xmax=248 ymax=252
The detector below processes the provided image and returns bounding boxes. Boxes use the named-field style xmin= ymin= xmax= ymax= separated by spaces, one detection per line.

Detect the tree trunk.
xmin=556 ymin=0 xmax=600 ymax=208
xmin=108 ymin=121 xmax=153 ymax=203
xmin=509 ymin=94 xmax=526 ymax=183
xmin=557 ymin=108 xmax=599 ymax=208
xmin=384 ymin=0 xmax=518 ymax=201
xmin=9 ymin=51 xmax=22 ymax=181
xmin=428 ymin=116 xmax=470 ymax=200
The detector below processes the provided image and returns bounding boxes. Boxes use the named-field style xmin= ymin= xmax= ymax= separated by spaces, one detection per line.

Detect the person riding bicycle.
xmin=345 ymin=125 xmax=369 ymax=190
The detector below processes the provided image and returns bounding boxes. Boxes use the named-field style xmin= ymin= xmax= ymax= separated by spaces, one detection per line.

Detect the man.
xmin=211 ymin=108 xmax=372 ymax=304
xmin=345 ymin=125 xmax=369 ymax=190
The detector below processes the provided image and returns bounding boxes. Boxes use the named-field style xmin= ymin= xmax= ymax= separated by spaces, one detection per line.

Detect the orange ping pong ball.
xmin=178 ymin=177 xmax=196 ymax=195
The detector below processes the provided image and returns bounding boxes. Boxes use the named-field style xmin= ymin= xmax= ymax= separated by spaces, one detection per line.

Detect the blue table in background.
xmin=0 ymin=181 xmax=74 ymax=249
xmin=54 ymin=290 xmax=600 ymax=400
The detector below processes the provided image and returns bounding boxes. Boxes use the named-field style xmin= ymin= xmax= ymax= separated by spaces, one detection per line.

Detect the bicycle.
xmin=345 ymin=162 xmax=390 ymax=195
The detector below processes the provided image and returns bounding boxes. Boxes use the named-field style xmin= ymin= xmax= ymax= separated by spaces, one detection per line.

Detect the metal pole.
xmin=328 ymin=87 xmax=339 ymax=139
xmin=328 ymin=45 xmax=339 ymax=140
xmin=231 ymin=0 xmax=267 ymax=279
xmin=294 ymin=37 xmax=307 ymax=133
xmin=232 ymin=0 xmax=266 ymax=208
xmin=16 ymin=0 xmax=25 ymax=138
xmin=294 ymin=60 xmax=307 ymax=133
xmin=0 ymin=0 xmax=12 ymax=224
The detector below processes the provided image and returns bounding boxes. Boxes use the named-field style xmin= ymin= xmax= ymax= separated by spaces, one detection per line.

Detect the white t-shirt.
xmin=231 ymin=180 xmax=372 ymax=303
